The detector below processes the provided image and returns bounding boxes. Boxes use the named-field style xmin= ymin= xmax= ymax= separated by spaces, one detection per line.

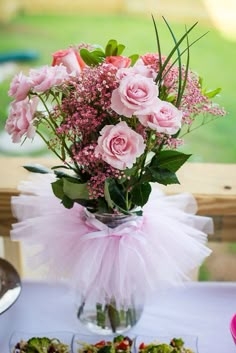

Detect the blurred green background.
xmin=0 ymin=6 xmax=235 ymax=161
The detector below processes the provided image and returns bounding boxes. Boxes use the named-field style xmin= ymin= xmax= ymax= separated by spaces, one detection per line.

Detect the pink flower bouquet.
xmin=5 ymin=17 xmax=225 ymax=215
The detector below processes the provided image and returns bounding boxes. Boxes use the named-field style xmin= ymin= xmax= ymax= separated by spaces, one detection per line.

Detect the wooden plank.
xmin=3 ymin=238 xmax=22 ymax=275
xmin=208 ymin=216 xmax=236 ymax=242
xmin=1 ymin=157 xmax=236 ymax=195
xmin=0 ymin=157 xmax=236 ymax=241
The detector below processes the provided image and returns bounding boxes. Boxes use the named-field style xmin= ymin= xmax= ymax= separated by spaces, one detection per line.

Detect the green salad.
xmin=138 ymin=338 xmax=195 ymax=353
xmin=12 ymin=336 xmax=70 ymax=353
xmin=77 ymin=335 xmax=133 ymax=353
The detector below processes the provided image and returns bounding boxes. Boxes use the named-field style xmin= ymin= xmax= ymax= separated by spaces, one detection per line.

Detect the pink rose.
xmin=116 ymin=62 xmax=155 ymax=81
xmin=29 ymin=65 xmax=69 ymax=92
xmin=133 ymin=58 xmax=157 ymax=78
xmin=137 ymin=100 xmax=183 ymax=135
xmin=111 ymin=74 xmax=159 ymax=117
xmin=8 ymin=72 xmax=32 ymax=102
xmin=105 ymin=56 xmax=131 ymax=69
xmin=141 ymin=53 xmax=168 ymax=69
xmin=5 ymin=97 xmax=38 ymax=143
xmin=52 ymin=48 xmax=85 ymax=75
xmin=95 ymin=121 xmax=146 ymax=170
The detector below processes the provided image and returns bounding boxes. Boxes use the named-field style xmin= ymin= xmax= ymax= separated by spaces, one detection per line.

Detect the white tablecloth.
xmin=1 ymin=281 xmax=235 ymax=353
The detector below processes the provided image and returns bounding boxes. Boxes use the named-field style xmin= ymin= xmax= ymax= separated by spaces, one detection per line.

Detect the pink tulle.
xmin=11 ymin=174 xmax=213 ymax=306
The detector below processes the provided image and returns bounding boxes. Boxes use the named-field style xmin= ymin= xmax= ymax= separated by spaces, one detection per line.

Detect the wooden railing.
xmin=1 ymin=157 xmax=236 ymax=273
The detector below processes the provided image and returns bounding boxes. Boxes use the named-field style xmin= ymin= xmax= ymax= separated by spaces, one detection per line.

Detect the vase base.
xmin=79 ymin=307 xmax=142 ymax=335
xmin=81 ymin=320 xmax=132 ymax=335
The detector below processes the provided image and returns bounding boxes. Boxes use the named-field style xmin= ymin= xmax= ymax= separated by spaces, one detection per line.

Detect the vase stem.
xmin=96 ymin=303 xmax=106 ymax=329
xmin=107 ymin=301 xmax=121 ymax=333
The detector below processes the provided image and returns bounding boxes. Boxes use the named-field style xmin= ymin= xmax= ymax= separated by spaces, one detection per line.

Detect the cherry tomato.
xmin=95 ymin=341 xmax=106 ymax=348
xmin=117 ymin=340 xmax=130 ymax=350
xmin=139 ymin=343 xmax=146 ymax=350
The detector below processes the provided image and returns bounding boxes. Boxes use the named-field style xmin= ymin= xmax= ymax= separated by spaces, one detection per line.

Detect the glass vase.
xmin=76 ymin=211 xmax=144 ymax=334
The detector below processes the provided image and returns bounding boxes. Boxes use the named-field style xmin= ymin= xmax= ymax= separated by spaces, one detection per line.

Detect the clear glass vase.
xmin=77 ymin=295 xmax=143 ymax=335
xmin=76 ymin=211 xmax=144 ymax=334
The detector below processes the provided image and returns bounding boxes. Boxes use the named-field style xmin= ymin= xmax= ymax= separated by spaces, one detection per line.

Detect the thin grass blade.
xmin=151 ymin=15 xmax=162 ymax=74
xmin=155 ymin=21 xmax=198 ymax=84
xmin=162 ymin=16 xmax=182 ymax=107
xmin=178 ymin=25 xmax=190 ymax=105
xmin=162 ymin=31 xmax=208 ymax=82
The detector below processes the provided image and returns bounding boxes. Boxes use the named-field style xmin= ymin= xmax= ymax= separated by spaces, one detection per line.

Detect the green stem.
xmin=125 ymin=190 xmax=130 ymax=211
xmin=180 ymin=115 xmax=220 ymax=138
xmin=96 ymin=303 xmax=106 ymax=329
xmin=107 ymin=301 xmax=120 ymax=333
xmin=138 ymin=131 xmax=154 ymax=182
xmin=36 ymin=93 xmax=82 ymax=175
xmin=38 ymin=94 xmax=69 ymax=158
xmin=36 ymin=131 xmax=76 ymax=173
xmin=49 ymin=92 xmax=83 ymax=175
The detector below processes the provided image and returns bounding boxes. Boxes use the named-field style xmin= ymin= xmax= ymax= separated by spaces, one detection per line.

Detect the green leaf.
xmin=51 ymin=178 xmax=79 ymax=209
xmin=91 ymin=48 xmax=106 ymax=61
xmin=96 ymin=198 xmax=109 ymax=213
xmin=51 ymin=179 xmax=64 ymax=199
xmin=147 ymin=166 xmax=180 ymax=185
xmin=104 ymin=178 xmax=126 ymax=210
xmin=104 ymin=178 xmax=115 ymax=210
xmin=63 ymin=178 xmax=89 ymax=200
xmin=204 ymin=87 xmax=222 ymax=98
xmin=53 ymin=170 xmax=72 ymax=178
xmin=61 ymin=194 xmax=74 ymax=209
xmin=131 ymin=183 xmax=152 ymax=207
xmin=105 ymin=39 xmax=126 ymax=57
xmin=23 ymin=164 xmax=50 ymax=174
xmin=129 ymin=54 xmax=139 ymax=66
xmin=51 ymin=165 xmax=70 ymax=170
xmin=73 ymin=198 xmax=97 ymax=209
xmin=166 ymin=94 xmax=176 ymax=103
xmin=199 ymin=76 xmax=203 ymax=88
xmin=153 ymin=150 xmax=191 ymax=173
xmin=117 ymin=44 xmax=125 ymax=55
xmin=105 ymin=39 xmax=118 ymax=56
xmin=80 ymin=48 xmax=103 ymax=66
xmin=133 ymin=209 xmax=143 ymax=216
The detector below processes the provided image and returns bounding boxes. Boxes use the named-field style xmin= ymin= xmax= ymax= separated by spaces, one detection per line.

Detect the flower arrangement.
xmin=5 ymin=17 xmax=225 ymax=215
xmin=7 ymin=17 xmax=224 ymax=334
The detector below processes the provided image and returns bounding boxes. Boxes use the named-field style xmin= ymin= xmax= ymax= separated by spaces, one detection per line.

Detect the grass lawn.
xmin=0 ymin=13 xmax=235 ymax=162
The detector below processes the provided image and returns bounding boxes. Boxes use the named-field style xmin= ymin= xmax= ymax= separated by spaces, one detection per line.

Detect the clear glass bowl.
xmin=135 ymin=334 xmax=198 ymax=353
xmin=9 ymin=331 xmax=74 ymax=353
xmin=72 ymin=333 xmax=136 ymax=353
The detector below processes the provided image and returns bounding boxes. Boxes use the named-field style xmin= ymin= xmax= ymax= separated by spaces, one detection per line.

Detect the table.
xmin=1 ymin=281 xmax=235 ymax=353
